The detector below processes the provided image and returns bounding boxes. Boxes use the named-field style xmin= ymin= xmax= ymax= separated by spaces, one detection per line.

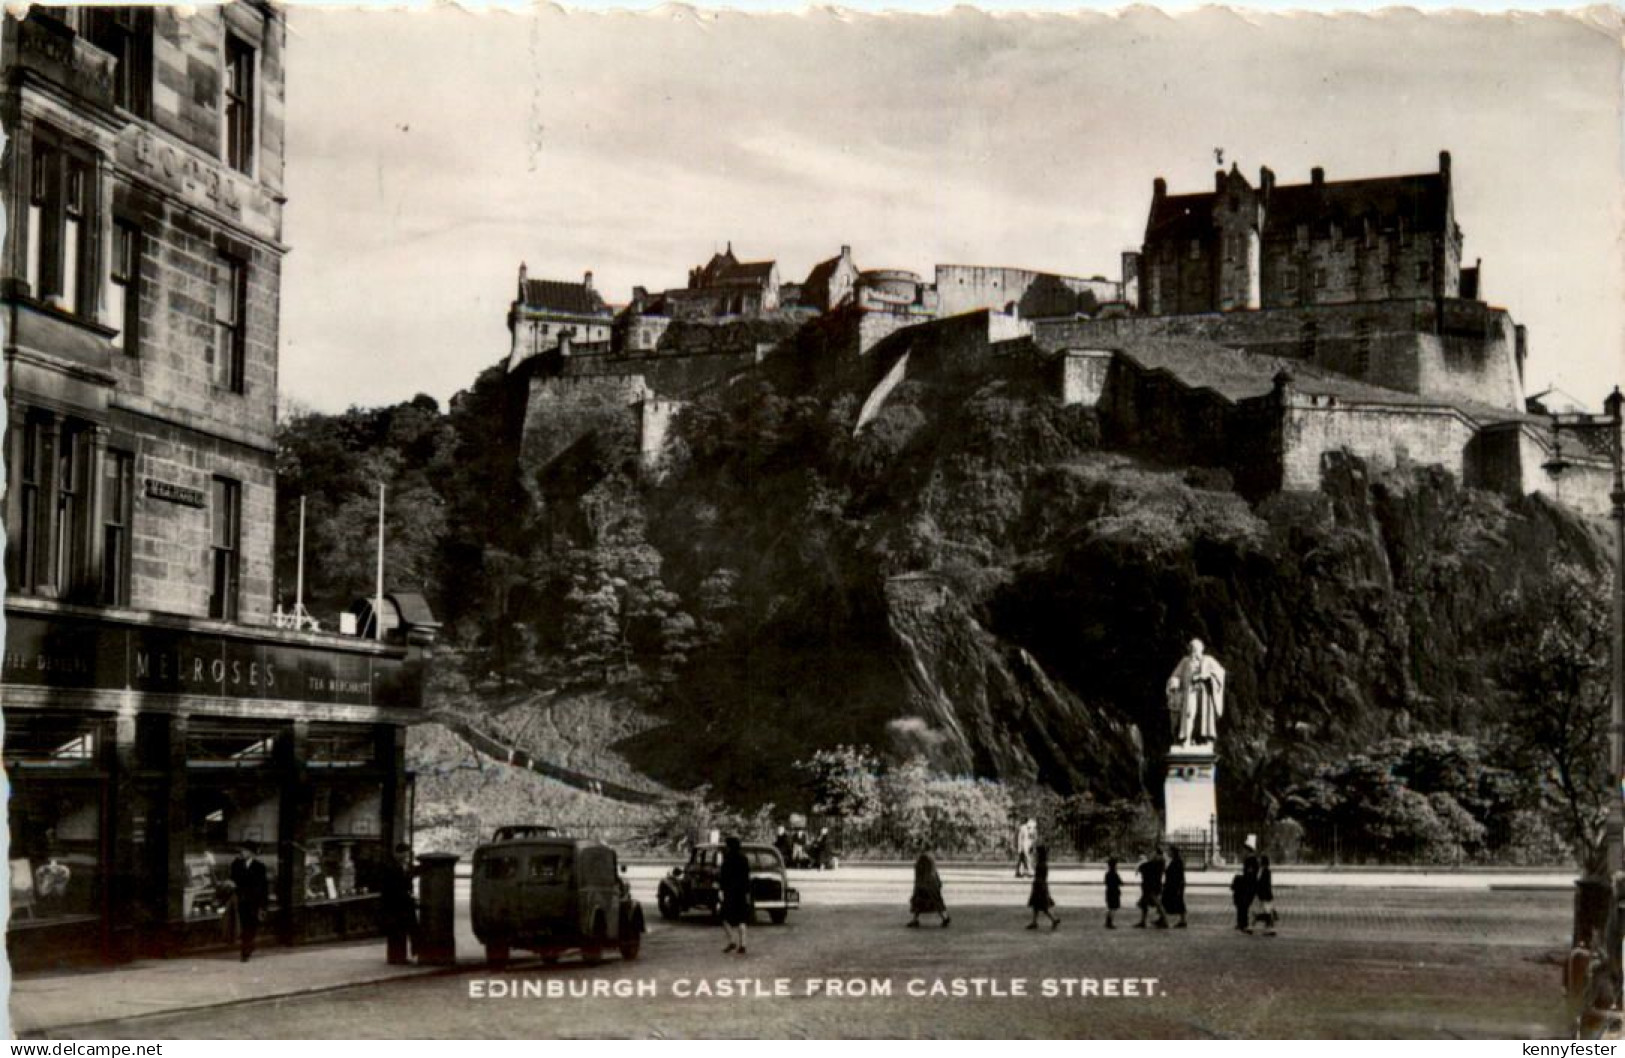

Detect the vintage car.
xmin=472 ymin=833 xmax=645 ymax=965
xmin=657 ymin=842 xmax=799 ymax=924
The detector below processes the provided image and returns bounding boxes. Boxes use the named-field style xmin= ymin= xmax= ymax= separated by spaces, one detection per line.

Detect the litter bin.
xmin=416 ymin=853 xmax=460 ymax=966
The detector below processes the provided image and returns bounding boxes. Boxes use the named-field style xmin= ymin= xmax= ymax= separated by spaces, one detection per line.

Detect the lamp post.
xmin=1607 ymin=386 xmax=1625 ymax=881
xmin=1570 ymin=388 xmax=1625 ymax=1027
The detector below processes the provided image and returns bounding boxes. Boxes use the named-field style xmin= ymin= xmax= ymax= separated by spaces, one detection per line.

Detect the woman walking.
xmin=1252 ymin=854 xmax=1277 ymax=936
xmin=1025 ymin=845 xmax=1060 ymax=930
xmin=1232 ymin=853 xmax=1258 ymax=933
xmin=1163 ymin=845 xmax=1188 ymax=929
xmin=908 ymin=852 xmax=950 ymax=928
xmin=719 ymin=835 xmax=752 ymax=955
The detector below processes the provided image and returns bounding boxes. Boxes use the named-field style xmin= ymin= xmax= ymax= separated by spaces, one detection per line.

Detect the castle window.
xmin=1416 ymin=261 xmax=1431 ymax=284
xmin=1296 ymin=224 xmax=1309 ymax=247
xmin=223 ymin=34 xmax=256 ymax=176
xmin=1314 ymin=268 xmax=1326 ymax=289
xmin=1299 ymin=321 xmax=1319 ymax=360
xmin=1188 ymin=239 xmax=1200 ymax=261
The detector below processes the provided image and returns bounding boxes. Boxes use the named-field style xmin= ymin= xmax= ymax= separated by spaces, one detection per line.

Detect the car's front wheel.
xmin=658 ymin=888 xmax=680 ymax=920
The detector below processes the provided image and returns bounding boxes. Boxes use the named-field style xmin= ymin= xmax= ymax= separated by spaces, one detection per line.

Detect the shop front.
xmin=2 ymin=595 xmax=434 ymax=969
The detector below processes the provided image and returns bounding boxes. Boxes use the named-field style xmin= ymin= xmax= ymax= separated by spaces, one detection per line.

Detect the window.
xmin=1313 ymin=268 xmax=1327 ymax=289
xmin=10 ymin=416 xmax=47 ymax=593
xmin=101 ymin=449 xmax=133 ymax=606
xmin=84 ymin=8 xmax=152 ymax=118
xmin=53 ymin=424 xmax=87 ymax=592
xmin=109 ymin=221 xmax=141 ymax=354
xmin=1188 ymin=239 xmax=1201 ymax=261
xmin=209 ymin=477 xmax=240 ymax=620
xmin=27 ymin=140 xmax=95 ymax=315
xmin=223 ymin=35 xmax=256 ymax=175
xmin=213 ymin=254 xmax=247 ymax=393
xmin=1416 ymin=260 xmax=1431 ymax=284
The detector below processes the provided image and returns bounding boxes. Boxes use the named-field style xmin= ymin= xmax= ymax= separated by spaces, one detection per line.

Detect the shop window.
xmin=27 ymin=138 xmax=95 ymax=316
xmin=209 ymin=476 xmax=241 ymax=620
xmin=6 ymin=715 xmax=109 ymax=927
xmin=213 ymin=254 xmax=247 ymax=393
xmin=182 ymin=785 xmax=279 ymax=922
xmin=101 ymin=449 xmax=133 ymax=606
xmin=109 ymin=220 xmax=141 ymax=354
xmin=308 ymin=730 xmax=377 ymax=770
xmin=223 ymin=34 xmax=256 ymax=175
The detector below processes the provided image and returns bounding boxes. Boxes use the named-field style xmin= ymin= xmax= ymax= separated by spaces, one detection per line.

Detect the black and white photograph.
xmin=1 ymin=0 xmax=1623 ymax=1041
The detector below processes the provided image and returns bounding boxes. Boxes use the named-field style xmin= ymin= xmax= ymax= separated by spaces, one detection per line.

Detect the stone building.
xmin=798 ymin=244 xmax=859 ymax=313
xmin=2 ymin=3 xmax=435 ymax=968
xmin=505 ymin=264 xmax=613 ymax=371
xmin=1136 ymin=153 xmax=1464 ymax=316
xmin=662 ymin=243 xmax=781 ymax=319
xmin=1041 ymin=153 xmax=1529 ymax=415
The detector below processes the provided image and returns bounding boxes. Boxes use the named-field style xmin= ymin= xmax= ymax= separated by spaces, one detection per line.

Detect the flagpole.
xmin=375 ymin=481 xmax=386 ymax=641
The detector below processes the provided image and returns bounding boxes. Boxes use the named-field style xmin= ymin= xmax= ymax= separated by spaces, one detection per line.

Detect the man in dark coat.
xmin=230 ymin=843 xmax=270 ymax=962
xmin=1135 ymin=847 xmax=1168 ymax=929
xmin=719 ymin=836 xmax=753 ymax=955
xmin=1164 ymin=845 xmax=1189 ymax=928
xmin=378 ymin=843 xmax=418 ymax=965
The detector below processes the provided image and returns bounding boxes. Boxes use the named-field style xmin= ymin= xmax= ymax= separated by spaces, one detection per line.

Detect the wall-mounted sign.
xmin=144 ymin=478 xmax=206 ymax=508
xmin=2 ymin=610 xmax=424 ymax=709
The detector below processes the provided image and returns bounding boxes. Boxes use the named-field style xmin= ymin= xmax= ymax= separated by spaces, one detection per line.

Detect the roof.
xmin=521 ymin=278 xmax=611 ymax=317
xmin=1098 ymin=337 xmax=1534 ymax=425
xmin=803 ymin=255 xmax=841 ymax=290
xmin=712 ymin=260 xmax=777 ymax=286
xmin=1147 ymin=170 xmax=1449 ymax=244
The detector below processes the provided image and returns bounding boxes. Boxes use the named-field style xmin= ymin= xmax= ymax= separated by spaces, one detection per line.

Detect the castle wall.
xmin=519 ymin=373 xmax=652 ymax=481
xmin=1469 ymin=421 xmax=1617 ymax=518
xmin=936 ymin=265 xmax=1119 ymax=319
xmin=637 ymin=398 xmax=683 ymax=472
xmin=1279 ymin=398 xmax=1475 ymax=491
xmin=1032 ymin=298 xmax=1523 ymax=411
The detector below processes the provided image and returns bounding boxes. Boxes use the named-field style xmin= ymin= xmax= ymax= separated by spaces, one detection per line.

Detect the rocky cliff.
xmin=495 ymin=338 xmax=1610 ymax=817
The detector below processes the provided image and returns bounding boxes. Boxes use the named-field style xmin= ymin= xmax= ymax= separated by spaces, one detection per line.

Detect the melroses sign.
xmin=2 ymin=609 xmax=423 ymax=709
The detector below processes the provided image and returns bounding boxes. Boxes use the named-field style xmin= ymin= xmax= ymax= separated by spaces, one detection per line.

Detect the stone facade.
xmin=1 ymin=4 xmax=433 ymax=970
xmin=935 ymin=264 xmax=1121 ymax=320
xmin=1032 ymin=296 xmax=1525 ymax=413
xmin=4 ymin=3 xmax=287 ymax=623
xmin=1141 ymin=154 xmax=1461 ymax=316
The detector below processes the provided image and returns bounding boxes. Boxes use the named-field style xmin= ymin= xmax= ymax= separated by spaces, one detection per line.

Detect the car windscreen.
xmin=746 ymin=849 xmax=782 ymax=870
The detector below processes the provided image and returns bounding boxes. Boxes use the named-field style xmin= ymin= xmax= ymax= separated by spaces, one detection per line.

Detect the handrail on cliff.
xmin=430 ymin=712 xmax=668 ymax=807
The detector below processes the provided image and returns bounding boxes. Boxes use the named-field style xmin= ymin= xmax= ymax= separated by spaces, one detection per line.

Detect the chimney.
xmin=583 ymin=270 xmax=594 ymax=291
xmin=841 ymin=245 xmax=851 ymax=259
xmin=1216 ymin=169 xmax=1226 ymax=192
xmin=518 ymin=262 xmax=528 ymax=301
xmin=1311 ymin=167 xmax=1324 ymax=187
xmin=1439 ymin=150 xmax=1452 ymax=177
xmin=1153 ymin=177 xmax=1166 ymax=200
xmin=1259 ymin=166 xmax=1275 ymax=195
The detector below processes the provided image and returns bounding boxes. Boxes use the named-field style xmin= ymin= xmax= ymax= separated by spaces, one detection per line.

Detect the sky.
xmin=278 ymin=5 xmax=1625 ymax=413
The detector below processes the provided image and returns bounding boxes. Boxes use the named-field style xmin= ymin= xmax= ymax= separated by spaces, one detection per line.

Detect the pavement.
xmin=7 ymin=864 xmax=1581 ymax=1038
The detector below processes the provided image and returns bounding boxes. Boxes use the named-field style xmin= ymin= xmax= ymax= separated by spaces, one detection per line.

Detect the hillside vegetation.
xmin=278 ymin=339 xmax=1612 ymax=858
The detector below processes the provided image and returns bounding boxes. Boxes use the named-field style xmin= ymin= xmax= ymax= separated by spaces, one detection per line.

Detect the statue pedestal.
xmin=1164 ymin=745 xmax=1218 ymax=857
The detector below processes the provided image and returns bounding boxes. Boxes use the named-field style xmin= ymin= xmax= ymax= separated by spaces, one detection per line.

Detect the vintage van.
xmin=471 ymin=834 xmax=645 ymax=965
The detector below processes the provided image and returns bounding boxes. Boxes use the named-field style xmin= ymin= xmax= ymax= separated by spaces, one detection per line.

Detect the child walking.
xmin=1025 ymin=845 xmax=1060 ymax=930
xmin=1104 ymin=856 xmax=1122 ymax=929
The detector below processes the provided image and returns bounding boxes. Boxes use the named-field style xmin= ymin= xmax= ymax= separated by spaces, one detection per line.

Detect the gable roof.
xmin=521 ymin=278 xmax=610 ymax=317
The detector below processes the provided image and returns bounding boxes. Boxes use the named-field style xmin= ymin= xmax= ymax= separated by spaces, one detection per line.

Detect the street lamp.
xmin=1569 ymin=388 xmax=1625 ymax=1032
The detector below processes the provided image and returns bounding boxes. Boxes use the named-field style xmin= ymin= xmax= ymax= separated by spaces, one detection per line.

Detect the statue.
xmin=1166 ymin=638 xmax=1225 ymax=748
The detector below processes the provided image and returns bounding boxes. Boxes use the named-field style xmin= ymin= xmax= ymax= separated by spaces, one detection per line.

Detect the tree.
xmin=795 ymin=745 xmax=881 ymax=825
xmin=1493 ymin=564 xmax=1613 ymax=872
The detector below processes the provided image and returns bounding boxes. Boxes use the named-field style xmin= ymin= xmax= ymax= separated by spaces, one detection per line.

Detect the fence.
xmin=412 ymin=812 xmax=1578 ymax=870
